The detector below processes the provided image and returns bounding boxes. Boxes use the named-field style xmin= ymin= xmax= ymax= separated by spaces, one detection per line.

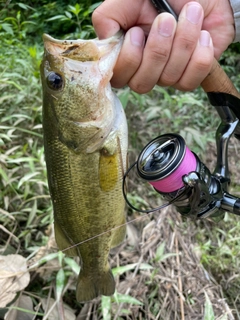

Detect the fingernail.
xmin=199 ymin=30 xmax=210 ymax=47
xmin=130 ymin=28 xmax=144 ymax=47
xmin=186 ymin=4 xmax=202 ymax=24
xmin=158 ymin=14 xmax=175 ymax=37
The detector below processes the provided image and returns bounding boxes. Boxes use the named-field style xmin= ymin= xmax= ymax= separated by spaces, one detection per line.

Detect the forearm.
xmin=229 ymin=0 xmax=240 ymax=42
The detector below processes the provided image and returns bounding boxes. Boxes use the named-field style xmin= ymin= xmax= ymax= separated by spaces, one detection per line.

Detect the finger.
xmin=173 ymin=30 xmax=214 ymax=91
xmin=111 ymin=27 xmax=145 ymax=88
xmin=128 ymin=13 xmax=177 ymax=94
xmin=92 ymin=10 xmax=121 ymax=39
xmin=158 ymin=2 xmax=204 ymax=87
xmin=92 ymin=0 xmax=156 ymax=39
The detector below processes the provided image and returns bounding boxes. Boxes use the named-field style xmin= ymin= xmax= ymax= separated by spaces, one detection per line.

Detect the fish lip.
xmin=42 ymin=31 xmax=124 ymax=61
xmin=42 ymin=30 xmax=124 ymax=46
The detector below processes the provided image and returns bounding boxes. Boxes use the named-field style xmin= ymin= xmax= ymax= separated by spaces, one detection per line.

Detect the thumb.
xmin=92 ymin=0 xmax=156 ymax=39
xmin=92 ymin=10 xmax=120 ymax=39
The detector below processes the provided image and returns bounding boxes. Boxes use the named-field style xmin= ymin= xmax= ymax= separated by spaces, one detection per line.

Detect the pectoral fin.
xmin=99 ymin=149 xmax=118 ymax=192
xmin=110 ymin=216 xmax=126 ymax=248
xmin=54 ymin=219 xmax=78 ymax=256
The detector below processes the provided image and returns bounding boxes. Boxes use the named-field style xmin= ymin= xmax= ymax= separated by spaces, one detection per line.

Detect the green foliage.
xmin=0 ymin=1 xmax=101 ymax=42
xmin=0 ymin=39 xmax=47 ymax=246
xmin=1 ymin=1 xmax=240 ymax=318
xmin=153 ymin=241 xmax=177 ymax=262
xmin=45 ymin=2 xmax=101 ymax=39
xmin=203 ymin=292 xmax=215 ymax=320
xmin=195 ymin=216 xmax=240 ymax=275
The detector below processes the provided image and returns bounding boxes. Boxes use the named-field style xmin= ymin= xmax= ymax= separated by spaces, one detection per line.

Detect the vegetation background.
xmin=1 ymin=1 xmax=240 ymax=319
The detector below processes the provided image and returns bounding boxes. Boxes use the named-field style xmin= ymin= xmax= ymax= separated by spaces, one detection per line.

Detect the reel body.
xmin=136 ymin=133 xmax=222 ymax=218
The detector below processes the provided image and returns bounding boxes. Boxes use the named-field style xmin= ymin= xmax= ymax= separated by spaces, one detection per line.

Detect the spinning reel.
xmin=124 ymin=69 xmax=240 ymax=220
xmin=123 ymin=0 xmax=240 ymax=220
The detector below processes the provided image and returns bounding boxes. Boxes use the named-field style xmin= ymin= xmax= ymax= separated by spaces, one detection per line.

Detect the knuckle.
xmin=121 ymin=53 xmax=141 ymax=69
xmin=194 ymin=56 xmax=213 ymax=72
xmin=121 ymin=39 xmax=143 ymax=67
xmin=149 ymin=47 xmax=169 ymax=62
xmin=110 ymin=73 xmax=126 ymax=88
xmin=178 ymin=36 xmax=197 ymax=53
xmin=129 ymin=80 xmax=152 ymax=94
xmin=176 ymin=82 xmax=196 ymax=92
xmin=159 ymin=70 xmax=179 ymax=87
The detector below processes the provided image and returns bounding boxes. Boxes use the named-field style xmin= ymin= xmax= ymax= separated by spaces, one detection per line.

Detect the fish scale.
xmin=41 ymin=31 xmax=128 ymax=302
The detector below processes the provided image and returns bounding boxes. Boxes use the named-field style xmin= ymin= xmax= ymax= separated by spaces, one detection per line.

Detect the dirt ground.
xmin=100 ymin=106 xmax=240 ymax=320
xmin=98 ymin=136 xmax=240 ymax=319
xmin=21 ymin=106 xmax=240 ymax=319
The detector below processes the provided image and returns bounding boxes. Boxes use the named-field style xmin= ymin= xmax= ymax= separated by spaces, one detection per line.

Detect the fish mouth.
xmin=42 ymin=31 xmax=124 ymax=62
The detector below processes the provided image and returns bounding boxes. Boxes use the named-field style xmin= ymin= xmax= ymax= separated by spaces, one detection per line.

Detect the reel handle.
xmin=201 ymin=58 xmax=240 ymax=99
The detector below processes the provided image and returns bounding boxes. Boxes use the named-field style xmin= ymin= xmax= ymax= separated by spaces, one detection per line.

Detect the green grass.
xmin=2 ymin=1 xmax=240 ymax=319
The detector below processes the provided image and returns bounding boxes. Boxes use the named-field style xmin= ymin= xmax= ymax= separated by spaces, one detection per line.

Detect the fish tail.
xmin=76 ymin=268 xmax=115 ymax=302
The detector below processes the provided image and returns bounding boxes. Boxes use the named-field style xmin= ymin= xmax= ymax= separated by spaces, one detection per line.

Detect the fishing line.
xmin=61 ymin=164 xmax=189 ymax=252
xmin=122 ymin=161 xmax=189 ymax=213
xmin=61 ymin=206 xmax=167 ymax=253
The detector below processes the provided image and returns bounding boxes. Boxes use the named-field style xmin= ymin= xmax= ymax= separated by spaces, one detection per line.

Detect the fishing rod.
xmin=123 ymin=0 xmax=240 ymax=219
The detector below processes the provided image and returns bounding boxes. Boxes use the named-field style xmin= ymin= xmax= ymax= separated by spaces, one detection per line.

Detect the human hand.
xmin=92 ymin=0 xmax=235 ymax=93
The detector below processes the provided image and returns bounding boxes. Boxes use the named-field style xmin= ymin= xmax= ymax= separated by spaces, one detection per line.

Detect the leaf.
xmin=88 ymin=2 xmax=103 ymax=12
xmin=183 ymin=127 xmax=205 ymax=150
xmin=0 ymin=255 xmax=30 ymax=308
xmin=0 ymin=79 xmax=23 ymax=90
xmin=56 ymin=269 xmax=65 ymax=301
xmin=65 ymin=11 xmax=72 ymax=19
xmin=7 ymin=157 xmax=36 ymax=164
xmin=28 ymin=252 xmax=60 ymax=270
xmin=68 ymin=4 xmax=81 ymax=15
xmin=203 ymin=291 xmax=215 ymax=320
xmin=18 ymin=172 xmax=40 ymax=188
xmin=21 ymin=21 xmax=37 ymax=26
xmin=117 ymin=88 xmax=130 ymax=109
xmin=163 ymin=108 xmax=172 ymax=120
xmin=155 ymin=242 xmax=165 ymax=261
xmin=113 ymin=293 xmax=143 ymax=305
xmin=155 ymin=242 xmax=177 ymax=262
xmin=112 ymin=263 xmax=153 ymax=277
xmin=0 ymin=95 xmax=16 ymax=104
xmin=17 ymin=3 xmax=35 ymax=11
xmin=26 ymin=200 xmax=37 ymax=228
xmin=0 ymin=167 xmax=10 ymax=184
xmin=46 ymin=15 xmax=67 ymax=22
xmin=0 ymin=23 xmax=14 ymax=35
xmin=145 ymin=106 xmax=161 ymax=122
xmin=41 ymin=298 xmax=76 ymax=320
xmin=101 ymin=296 xmax=111 ymax=320
xmin=4 ymin=294 xmax=37 ymax=320
xmin=64 ymin=257 xmax=80 ymax=275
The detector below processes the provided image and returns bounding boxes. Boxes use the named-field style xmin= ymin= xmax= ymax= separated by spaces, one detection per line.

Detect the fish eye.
xmin=47 ymin=72 xmax=64 ymax=90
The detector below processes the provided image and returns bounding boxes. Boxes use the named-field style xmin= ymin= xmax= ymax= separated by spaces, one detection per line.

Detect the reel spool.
xmin=137 ymin=134 xmax=197 ymax=193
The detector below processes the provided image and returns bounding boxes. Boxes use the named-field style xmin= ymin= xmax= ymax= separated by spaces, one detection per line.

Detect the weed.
xmin=1 ymin=1 xmax=240 ymax=319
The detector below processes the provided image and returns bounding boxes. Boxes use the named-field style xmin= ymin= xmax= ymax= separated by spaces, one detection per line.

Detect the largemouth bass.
xmin=40 ymin=32 xmax=128 ymax=302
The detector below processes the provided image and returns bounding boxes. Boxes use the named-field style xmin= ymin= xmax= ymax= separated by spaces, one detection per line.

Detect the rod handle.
xmin=201 ymin=58 xmax=240 ymax=99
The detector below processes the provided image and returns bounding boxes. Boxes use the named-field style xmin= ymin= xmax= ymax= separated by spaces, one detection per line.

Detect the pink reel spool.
xmin=137 ymin=134 xmax=197 ymax=193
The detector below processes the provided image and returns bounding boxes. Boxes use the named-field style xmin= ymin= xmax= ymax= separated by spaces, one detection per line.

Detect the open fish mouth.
xmin=42 ymin=31 xmax=124 ymax=62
